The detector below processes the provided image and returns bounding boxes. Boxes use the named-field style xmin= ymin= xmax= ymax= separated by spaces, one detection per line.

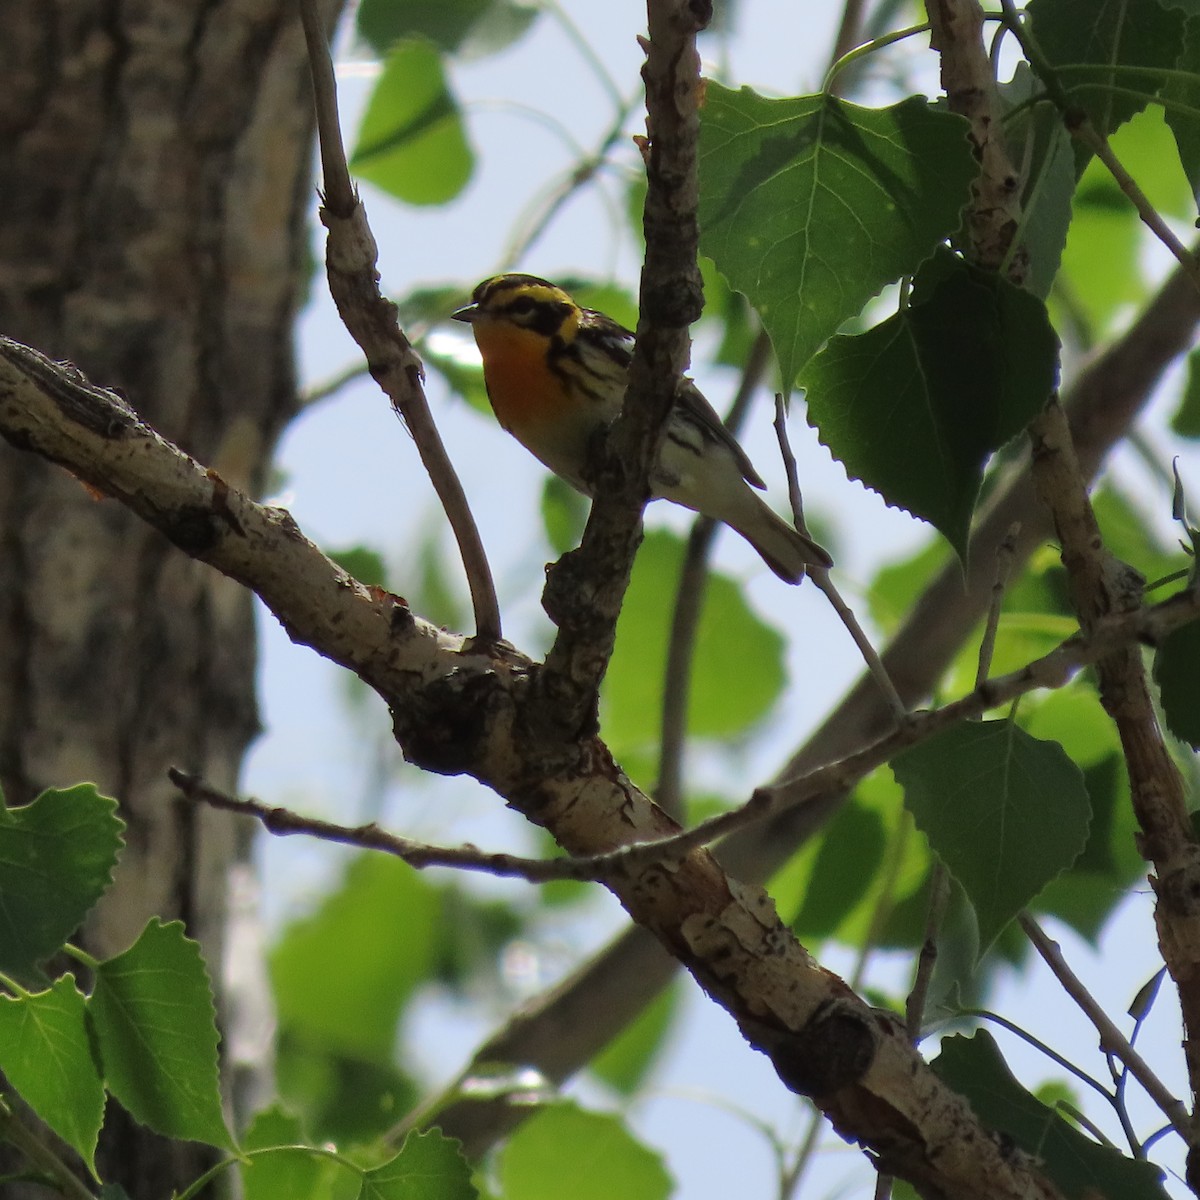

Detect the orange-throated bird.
xmin=452 ymin=274 xmax=831 ymax=583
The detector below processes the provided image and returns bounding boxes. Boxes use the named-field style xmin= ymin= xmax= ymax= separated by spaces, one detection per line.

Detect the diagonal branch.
xmin=297 ymin=0 xmax=501 ymax=642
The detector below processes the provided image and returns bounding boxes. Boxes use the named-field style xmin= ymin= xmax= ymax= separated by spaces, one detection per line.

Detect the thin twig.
xmin=298 ymin=0 xmax=502 ymax=641
xmin=169 ymin=768 xmax=603 ymax=882
xmin=1019 ymin=913 xmax=1190 ymax=1139
xmin=773 ymin=394 xmax=906 ymax=722
xmin=905 ymin=864 xmax=951 ymax=1041
xmin=975 ymin=522 xmax=1021 ymax=687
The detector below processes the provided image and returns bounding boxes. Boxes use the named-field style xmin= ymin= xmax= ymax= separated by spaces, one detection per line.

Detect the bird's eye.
xmin=511 ymin=295 xmax=540 ymax=315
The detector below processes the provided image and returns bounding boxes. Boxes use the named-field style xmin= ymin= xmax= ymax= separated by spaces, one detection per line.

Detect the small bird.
xmin=452 ymin=274 xmax=832 ymax=583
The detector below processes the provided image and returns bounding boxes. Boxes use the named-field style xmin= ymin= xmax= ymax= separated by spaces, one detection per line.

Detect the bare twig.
xmin=170 ymin=768 xmax=603 ymax=883
xmin=773 ymin=394 xmax=906 ymax=723
xmin=1020 ymin=913 xmax=1191 ymax=1140
xmin=297 ymin=0 xmax=502 ymax=641
xmin=975 ymin=523 xmax=1021 ymax=687
xmin=906 ymin=865 xmax=952 ymax=1041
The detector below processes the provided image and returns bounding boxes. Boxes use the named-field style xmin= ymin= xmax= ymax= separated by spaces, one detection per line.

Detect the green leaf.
xmin=361 ymin=1130 xmax=476 ymax=1199
xmin=0 ymin=784 xmax=124 ymax=980
xmin=88 ymin=919 xmax=232 ymax=1149
xmin=241 ymin=1106 xmax=343 ymax=1200
xmin=590 ymin=981 xmax=681 ymax=1095
xmin=275 ymin=1033 xmax=418 ymax=1146
xmin=601 ymin=529 xmax=786 ymax=757
xmin=933 ymin=1032 xmax=1169 ymax=1199
xmin=351 ymin=40 xmax=473 ymax=205
xmin=0 ymin=977 xmax=104 ymax=1175
xmin=698 ymin=86 xmax=975 ymax=389
xmin=497 ymin=1104 xmax=672 ymax=1200
xmin=866 ymin=539 xmax=948 ymax=636
xmin=271 ymin=854 xmax=442 ymax=1061
xmin=801 ymin=252 xmax=1059 ymax=558
xmin=329 ymin=545 xmax=389 ymax=589
xmin=1171 ymin=346 xmax=1200 ymax=437
xmin=790 ymin=796 xmax=887 ymax=939
xmin=998 ymin=64 xmax=1078 ymax=299
xmin=1027 ymin=0 xmax=1186 ymax=143
xmin=1163 ymin=17 xmax=1200 ymax=205
xmin=1154 ymin=616 xmax=1200 ymax=748
xmin=892 ymin=721 xmax=1090 ymax=954
xmin=541 ymin=475 xmax=589 ymax=556
xmin=357 ymin=0 xmax=538 ymax=58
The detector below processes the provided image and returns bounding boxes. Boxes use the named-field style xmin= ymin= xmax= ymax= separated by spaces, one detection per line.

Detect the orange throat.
xmin=471 ymin=319 xmax=563 ymax=434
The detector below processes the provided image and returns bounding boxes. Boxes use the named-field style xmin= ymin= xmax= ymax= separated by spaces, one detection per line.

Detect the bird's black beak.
xmin=451 ymin=303 xmax=478 ymax=323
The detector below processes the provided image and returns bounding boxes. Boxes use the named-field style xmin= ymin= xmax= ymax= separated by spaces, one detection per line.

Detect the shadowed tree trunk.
xmin=0 ymin=2 xmax=337 ymax=1190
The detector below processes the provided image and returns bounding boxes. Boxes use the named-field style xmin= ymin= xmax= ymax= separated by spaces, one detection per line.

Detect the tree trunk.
xmin=0 ymin=2 xmax=332 ymax=1190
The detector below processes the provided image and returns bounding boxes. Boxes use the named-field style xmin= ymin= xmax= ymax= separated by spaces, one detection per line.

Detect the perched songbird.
xmin=452 ymin=274 xmax=832 ymax=583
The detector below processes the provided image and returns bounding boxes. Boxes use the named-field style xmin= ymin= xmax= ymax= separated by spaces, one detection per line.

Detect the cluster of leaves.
xmin=0 ymin=779 xmax=692 ymax=1197
xmin=0 ymin=784 xmax=479 ymax=1199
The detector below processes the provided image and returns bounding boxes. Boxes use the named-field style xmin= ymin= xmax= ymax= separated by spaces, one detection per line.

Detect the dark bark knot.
xmin=391 ymin=667 xmax=507 ymax=776
xmin=768 ymin=1003 xmax=877 ymax=1098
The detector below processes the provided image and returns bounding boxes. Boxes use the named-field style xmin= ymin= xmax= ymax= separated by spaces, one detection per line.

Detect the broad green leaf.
xmin=541 ymin=475 xmax=589 ymax=556
xmin=1027 ymin=0 xmax=1186 ymax=143
xmin=271 ymin=853 xmax=442 ymax=1060
xmin=590 ymin=980 xmax=681 ymax=1096
xmin=357 ymin=0 xmax=538 ymax=58
xmin=998 ymin=64 xmax=1077 ymax=299
xmin=865 ymin=539 xmax=948 ymax=636
xmin=0 ymin=784 xmax=124 ymax=980
xmin=88 ymin=919 xmax=232 ymax=1149
xmin=601 ymin=529 xmax=786 ymax=757
xmin=360 ymin=1130 xmax=476 ymax=1200
xmin=1154 ymin=617 xmax=1200 ymax=748
xmin=351 ymin=40 xmax=473 ymax=205
xmin=1171 ymin=346 xmax=1200 ymax=437
xmin=892 ymin=721 xmax=1090 ymax=955
xmin=241 ymin=1106 xmax=344 ymax=1200
xmin=0 ymin=977 xmax=104 ymax=1174
xmin=275 ymin=1033 xmax=419 ymax=1146
xmin=801 ymin=252 xmax=1059 ymax=558
xmin=1163 ymin=17 xmax=1200 ymax=205
xmin=329 ymin=545 xmax=388 ymax=589
xmin=1021 ymin=688 xmax=1142 ymax=940
xmin=497 ymin=1104 xmax=672 ymax=1200
xmin=934 ymin=1032 xmax=1169 ymax=1199
xmin=790 ymin=796 xmax=887 ymax=940
xmin=698 ymin=85 xmax=975 ymax=389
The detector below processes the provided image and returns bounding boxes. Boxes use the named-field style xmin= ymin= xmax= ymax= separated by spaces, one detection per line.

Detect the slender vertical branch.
xmin=535 ymin=0 xmax=711 ymax=739
xmin=298 ymin=0 xmax=502 ymax=641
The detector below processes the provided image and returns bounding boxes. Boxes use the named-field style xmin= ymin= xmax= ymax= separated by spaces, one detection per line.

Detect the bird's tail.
xmin=729 ymin=493 xmax=832 ymax=585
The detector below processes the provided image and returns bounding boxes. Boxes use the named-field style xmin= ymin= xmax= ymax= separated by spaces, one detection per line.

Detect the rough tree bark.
xmin=0 ymin=2 xmax=337 ymax=1190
